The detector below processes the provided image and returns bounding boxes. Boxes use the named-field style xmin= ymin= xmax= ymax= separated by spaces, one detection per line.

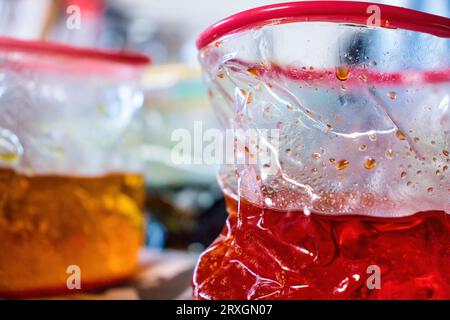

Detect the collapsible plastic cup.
xmin=194 ymin=1 xmax=450 ymax=299
xmin=0 ymin=37 xmax=149 ymax=298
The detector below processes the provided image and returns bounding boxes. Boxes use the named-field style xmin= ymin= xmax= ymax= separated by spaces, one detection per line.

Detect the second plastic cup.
xmin=0 ymin=37 xmax=149 ymax=298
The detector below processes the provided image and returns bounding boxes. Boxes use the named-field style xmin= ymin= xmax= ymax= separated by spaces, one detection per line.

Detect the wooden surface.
xmin=50 ymin=249 xmax=199 ymax=300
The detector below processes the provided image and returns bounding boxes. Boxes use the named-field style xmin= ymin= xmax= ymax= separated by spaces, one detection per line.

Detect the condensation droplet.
xmin=406 ymin=181 xmax=412 ymax=187
xmin=413 ymin=137 xmax=420 ymax=143
xmin=336 ymin=65 xmax=350 ymax=81
xmin=329 ymin=158 xmax=336 ymax=164
xmin=369 ymin=59 xmax=377 ymax=66
xmin=387 ymin=91 xmax=397 ymax=100
xmin=359 ymin=144 xmax=367 ymax=152
xmin=0 ymin=128 xmax=23 ymax=165
xmin=427 ymin=187 xmax=434 ymax=193
xmin=358 ymin=74 xmax=367 ymax=82
xmin=364 ymin=157 xmax=377 ymax=170
xmin=416 ymin=170 xmax=422 ymax=175
xmin=400 ymin=171 xmax=407 ymax=178
xmin=312 ymin=153 xmax=321 ymax=160
xmin=443 ymin=165 xmax=448 ymax=172
xmin=336 ymin=159 xmax=350 ymax=170
xmin=396 ymin=130 xmax=407 ymax=141
xmin=276 ymin=122 xmax=284 ymax=130
xmin=247 ymin=67 xmax=260 ymax=77
xmin=304 ymin=206 xmax=311 ymax=216
xmin=443 ymin=150 xmax=449 ymax=157
xmin=385 ymin=149 xmax=394 ymax=159
xmin=369 ymin=133 xmax=377 ymax=142
xmin=247 ymin=92 xmax=253 ymax=104
xmin=286 ymin=148 xmax=292 ymax=156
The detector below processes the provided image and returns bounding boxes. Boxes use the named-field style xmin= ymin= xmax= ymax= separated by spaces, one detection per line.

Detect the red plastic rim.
xmin=0 ymin=36 xmax=150 ymax=66
xmin=224 ymin=59 xmax=450 ymax=86
xmin=196 ymin=1 xmax=450 ymax=49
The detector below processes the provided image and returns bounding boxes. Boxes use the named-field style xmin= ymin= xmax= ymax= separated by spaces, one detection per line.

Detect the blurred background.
xmin=0 ymin=0 xmax=448 ymax=253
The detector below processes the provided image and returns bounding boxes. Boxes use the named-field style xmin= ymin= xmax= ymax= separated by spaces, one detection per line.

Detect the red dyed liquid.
xmin=193 ymin=195 xmax=450 ymax=299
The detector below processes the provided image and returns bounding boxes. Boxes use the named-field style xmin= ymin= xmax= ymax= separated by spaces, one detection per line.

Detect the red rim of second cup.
xmin=0 ymin=36 xmax=150 ymax=66
xmin=0 ymin=36 xmax=151 ymax=76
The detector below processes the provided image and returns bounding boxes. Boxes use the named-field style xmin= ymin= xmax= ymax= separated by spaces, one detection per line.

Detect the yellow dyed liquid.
xmin=0 ymin=169 xmax=145 ymax=298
